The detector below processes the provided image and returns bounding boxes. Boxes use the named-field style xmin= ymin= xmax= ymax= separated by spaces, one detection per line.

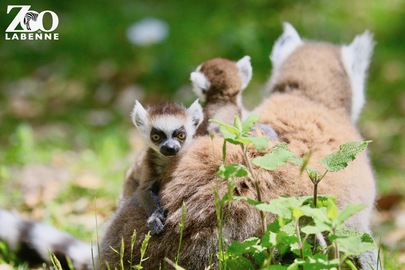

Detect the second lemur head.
xmin=190 ymin=56 xmax=253 ymax=104
xmin=131 ymin=100 xmax=203 ymax=157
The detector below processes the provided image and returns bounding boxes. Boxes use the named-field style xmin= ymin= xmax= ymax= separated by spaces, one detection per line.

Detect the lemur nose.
xmin=160 ymin=145 xmax=179 ymax=156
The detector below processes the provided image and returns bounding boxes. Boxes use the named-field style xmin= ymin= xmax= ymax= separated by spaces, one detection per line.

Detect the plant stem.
xmin=241 ymin=144 xmax=267 ymax=235
xmin=294 ymin=218 xmax=304 ymax=260
xmin=313 ymin=170 xmax=328 ymax=208
xmin=313 ymin=181 xmax=318 ymax=208
xmin=335 ymin=242 xmax=340 ymax=270
xmin=332 ymin=226 xmax=340 ymax=270
xmin=222 ymin=140 xmax=227 ymax=164
xmin=214 ymin=188 xmax=225 ymax=270
xmin=175 ymin=202 xmax=187 ymax=266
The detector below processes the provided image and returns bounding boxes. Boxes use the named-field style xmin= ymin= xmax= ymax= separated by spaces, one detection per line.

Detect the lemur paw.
xmin=147 ymin=207 xmax=168 ymax=235
xmin=250 ymin=124 xmax=278 ymax=140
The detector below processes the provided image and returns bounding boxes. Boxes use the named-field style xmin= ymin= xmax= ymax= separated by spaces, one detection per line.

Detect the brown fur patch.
xmin=148 ymin=102 xmax=187 ymax=119
xmin=200 ymin=58 xmax=242 ymax=103
xmin=196 ymin=58 xmax=244 ymax=135
xmin=271 ymin=42 xmax=352 ymax=114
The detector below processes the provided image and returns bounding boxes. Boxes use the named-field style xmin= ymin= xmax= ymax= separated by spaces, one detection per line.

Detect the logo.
xmin=5 ymin=5 xmax=59 ymax=41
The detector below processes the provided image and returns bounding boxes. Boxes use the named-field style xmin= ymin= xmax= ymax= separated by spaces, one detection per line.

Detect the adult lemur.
xmin=100 ymin=23 xmax=377 ymax=269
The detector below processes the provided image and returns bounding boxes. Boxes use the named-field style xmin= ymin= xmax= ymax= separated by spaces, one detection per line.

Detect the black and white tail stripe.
xmin=23 ymin=12 xmax=39 ymax=31
xmin=0 ymin=209 xmax=93 ymax=270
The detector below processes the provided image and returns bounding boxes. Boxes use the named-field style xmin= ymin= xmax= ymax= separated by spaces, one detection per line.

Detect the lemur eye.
xmin=151 ymin=134 xmax=161 ymax=141
xmin=177 ymin=133 xmax=186 ymax=140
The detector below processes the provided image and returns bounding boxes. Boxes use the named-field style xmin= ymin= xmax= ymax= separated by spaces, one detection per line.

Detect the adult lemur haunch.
xmin=130 ymin=100 xmax=203 ymax=234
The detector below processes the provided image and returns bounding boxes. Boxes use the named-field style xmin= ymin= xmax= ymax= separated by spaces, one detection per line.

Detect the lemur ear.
xmin=236 ymin=55 xmax=253 ymax=90
xmin=190 ymin=68 xmax=210 ymax=102
xmin=341 ymin=30 xmax=375 ymax=122
xmin=270 ymin=22 xmax=302 ymax=70
xmin=131 ymin=100 xmax=148 ymax=130
xmin=187 ymin=99 xmax=204 ymax=128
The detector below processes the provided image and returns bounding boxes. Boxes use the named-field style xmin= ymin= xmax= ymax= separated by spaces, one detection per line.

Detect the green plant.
xmin=211 ymin=114 xmax=269 ymax=234
xmin=108 ymin=230 xmax=151 ymax=270
xmin=211 ymin=115 xmax=377 ymax=269
xmin=175 ymin=201 xmax=187 ymax=266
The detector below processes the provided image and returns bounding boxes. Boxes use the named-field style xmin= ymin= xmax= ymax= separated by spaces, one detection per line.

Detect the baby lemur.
xmin=191 ymin=56 xmax=277 ymax=139
xmin=190 ymin=56 xmax=251 ymax=135
xmin=130 ymin=99 xmax=203 ymax=234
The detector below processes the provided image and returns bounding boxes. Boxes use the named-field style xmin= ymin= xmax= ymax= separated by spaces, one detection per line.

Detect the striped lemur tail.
xmin=0 ymin=209 xmax=93 ymax=269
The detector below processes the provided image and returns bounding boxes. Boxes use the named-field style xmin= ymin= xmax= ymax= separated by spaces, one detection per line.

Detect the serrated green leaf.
xmin=261 ymin=220 xmax=280 ymax=247
xmin=217 ymin=164 xmax=251 ymax=179
xmin=234 ymin=116 xmax=243 ymax=132
xmin=227 ymin=237 xmax=267 ymax=267
xmin=320 ymin=141 xmax=371 ymax=172
xmin=217 ymin=252 xmax=256 ymax=270
xmin=253 ymin=143 xmax=302 ymax=171
xmin=361 ymin=232 xmax=375 ymax=243
xmin=335 ymin=235 xmax=376 ymax=256
xmin=290 ymin=254 xmax=339 ymax=269
xmin=301 ymin=225 xmax=324 ymax=235
xmin=227 ymin=237 xmax=261 ymax=255
xmin=252 ymin=153 xmax=289 ymax=171
xmin=300 ymin=195 xmax=336 ymax=208
xmin=253 ymin=197 xmax=301 ymax=219
xmin=218 ymin=125 xmax=238 ymax=142
xmin=280 ymin=220 xmax=296 ymax=236
xmin=242 ymin=113 xmax=260 ymax=134
xmin=210 ymin=119 xmax=241 ymax=135
xmin=327 ymin=201 xmax=339 ymax=221
xmin=233 ymin=196 xmax=261 ymax=206
xmin=292 ymin=208 xmax=304 ymax=219
xmin=235 ymin=137 xmax=252 ymax=145
xmin=247 ymin=136 xmax=269 ymax=150
xmin=290 ymin=241 xmax=313 ymax=257
xmin=276 ymin=231 xmax=298 ymax=254
xmin=300 ymin=206 xmax=332 ymax=230
xmin=336 ymin=204 xmax=366 ymax=225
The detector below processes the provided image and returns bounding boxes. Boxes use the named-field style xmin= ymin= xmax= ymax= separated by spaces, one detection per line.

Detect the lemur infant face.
xmin=150 ymin=126 xmax=187 ymax=156
xmin=147 ymin=112 xmax=193 ymax=156
xmin=131 ymin=100 xmax=203 ymax=156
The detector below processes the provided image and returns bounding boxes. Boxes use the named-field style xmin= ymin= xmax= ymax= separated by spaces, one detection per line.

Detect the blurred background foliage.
xmin=0 ymin=0 xmax=404 ymax=267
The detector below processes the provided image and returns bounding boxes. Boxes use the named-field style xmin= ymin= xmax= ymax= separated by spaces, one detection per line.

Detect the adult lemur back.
xmin=100 ymin=23 xmax=377 ymax=269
